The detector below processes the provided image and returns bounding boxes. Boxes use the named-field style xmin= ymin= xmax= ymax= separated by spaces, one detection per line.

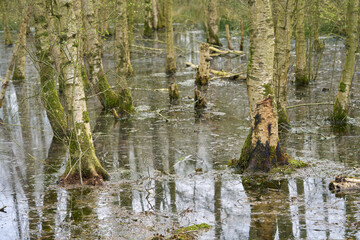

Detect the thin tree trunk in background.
xmin=165 ymin=0 xmax=176 ymax=74
xmin=1 ymin=0 xmax=12 ymax=46
xmin=312 ymin=0 xmax=323 ymax=52
xmin=12 ymin=2 xmax=27 ymax=80
xmin=33 ymin=0 xmax=67 ymax=137
xmin=98 ymin=0 xmax=110 ymax=36
xmin=143 ymin=0 xmax=153 ymax=38
xmin=272 ymin=0 xmax=294 ymax=126
xmin=0 ymin=0 xmax=13 ymax=46
xmin=82 ymin=0 xmax=120 ymax=110
xmin=225 ymin=24 xmax=233 ymax=50
xmin=206 ymin=0 xmax=221 ymax=46
xmin=0 ymin=5 xmax=30 ymax=108
xmin=127 ymin=0 xmax=134 ymax=46
xmin=331 ymin=0 xmax=359 ymax=124
xmin=157 ymin=0 xmax=165 ymax=29
xmin=152 ymin=0 xmax=159 ymax=30
xmin=57 ymin=0 xmax=109 ymax=186
xmin=240 ymin=18 xmax=244 ymax=51
xmin=237 ymin=0 xmax=289 ymax=172
xmin=116 ymin=0 xmax=134 ymax=77
xmin=295 ymin=0 xmax=308 ymax=86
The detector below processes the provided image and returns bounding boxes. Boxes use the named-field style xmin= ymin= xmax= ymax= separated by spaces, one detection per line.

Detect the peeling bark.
xmin=238 ymin=0 xmax=289 ymax=173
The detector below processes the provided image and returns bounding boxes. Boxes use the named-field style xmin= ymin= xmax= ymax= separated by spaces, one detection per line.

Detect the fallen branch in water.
xmin=185 ymin=62 xmax=246 ymax=80
xmin=329 ymin=176 xmax=360 ymax=192
xmin=209 ymin=46 xmax=243 ymax=56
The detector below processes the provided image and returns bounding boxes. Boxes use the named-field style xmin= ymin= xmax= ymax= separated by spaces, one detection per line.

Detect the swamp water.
xmin=1 ymin=27 xmax=360 ymax=239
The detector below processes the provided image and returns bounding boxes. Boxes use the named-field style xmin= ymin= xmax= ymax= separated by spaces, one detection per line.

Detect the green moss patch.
xmin=166 ymin=223 xmax=211 ymax=240
xmin=270 ymin=158 xmax=308 ymax=174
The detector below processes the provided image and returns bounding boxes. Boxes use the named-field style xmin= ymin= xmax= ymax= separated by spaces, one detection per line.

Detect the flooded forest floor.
xmin=1 ymin=26 xmax=360 ymax=239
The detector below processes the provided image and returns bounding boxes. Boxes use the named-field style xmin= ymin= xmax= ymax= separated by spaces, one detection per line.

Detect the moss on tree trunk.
xmin=330 ymin=0 xmax=358 ymax=124
xmin=237 ymin=0 xmax=290 ymax=173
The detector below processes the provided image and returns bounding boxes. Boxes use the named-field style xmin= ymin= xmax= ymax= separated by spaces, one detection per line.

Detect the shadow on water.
xmin=1 ymin=27 xmax=360 ymax=239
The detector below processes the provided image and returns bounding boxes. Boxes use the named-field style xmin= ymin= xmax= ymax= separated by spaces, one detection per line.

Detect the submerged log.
xmin=185 ymin=62 xmax=246 ymax=80
xmin=329 ymin=176 xmax=360 ymax=192
xmin=209 ymin=46 xmax=243 ymax=56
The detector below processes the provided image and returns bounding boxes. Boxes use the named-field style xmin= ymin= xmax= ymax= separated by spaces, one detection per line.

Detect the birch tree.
xmin=331 ymin=0 xmax=359 ymax=124
xmin=272 ymin=0 xmax=295 ymax=126
xmin=237 ymin=0 xmax=289 ymax=172
xmin=57 ymin=0 xmax=109 ymax=185
xmin=33 ymin=0 xmax=67 ymax=137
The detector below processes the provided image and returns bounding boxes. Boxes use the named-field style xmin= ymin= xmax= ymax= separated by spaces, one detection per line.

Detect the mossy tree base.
xmin=330 ymin=99 xmax=348 ymax=124
xmin=237 ymin=134 xmax=289 ymax=173
xmin=237 ymin=98 xmax=289 ymax=173
xmin=277 ymin=104 xmax=290 ymax=127
xmin=295 ymin=71 xmax=309 ymax=86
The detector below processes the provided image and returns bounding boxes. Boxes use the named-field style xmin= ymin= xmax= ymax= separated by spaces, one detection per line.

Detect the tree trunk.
xmin=225 ymin=24 xmax=233 ymax=50
xmin=82 ymin=0 xmax=121 ymax=110
xmin=157 ymin=0 xmax=166 ymax=29
xmin=272 ymin=0 xmax=294 ymax=126
xmin=195 ymin=43 xmax=210 ymax=85
xmin=33 ymin=0 xmax=67 ymax=137
xmin=312 ymin=0 xmax=323 ymax=52
xmin=12 ymin=2 xmax=27 ymax=80
xmin=116 ymin=0 xmax=134 ymax=77
xmin=57 ymin=0 xmax=109 ymax=185
xmin=295 ymin=0 xmax=308 ymax=86
xmin=152 ymin=0 xmax=159 ymax=30
xmin=237 ymin=0 xmax=289 ymax=172
xmin=0 ymin=0 xmax=13 ymax=46
xmin=143 ymin=0 xmax=153 ymax=38
xmin=240 ymin=18 xmax=244 ymax=51
xmin=206 ymin=0 xmax=222 ymax=46
xmin=165 ymin=0 xmax=176 ymax=75
xmin=127 ymin=0 xmax=134 ymax=46
xmin=331 ymin=0 xmax=359 ymax=124
xmin=98 ymin=0 xmax=110 ymax=36
xmin=0 ymin=5 xmax=31 ymax=108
